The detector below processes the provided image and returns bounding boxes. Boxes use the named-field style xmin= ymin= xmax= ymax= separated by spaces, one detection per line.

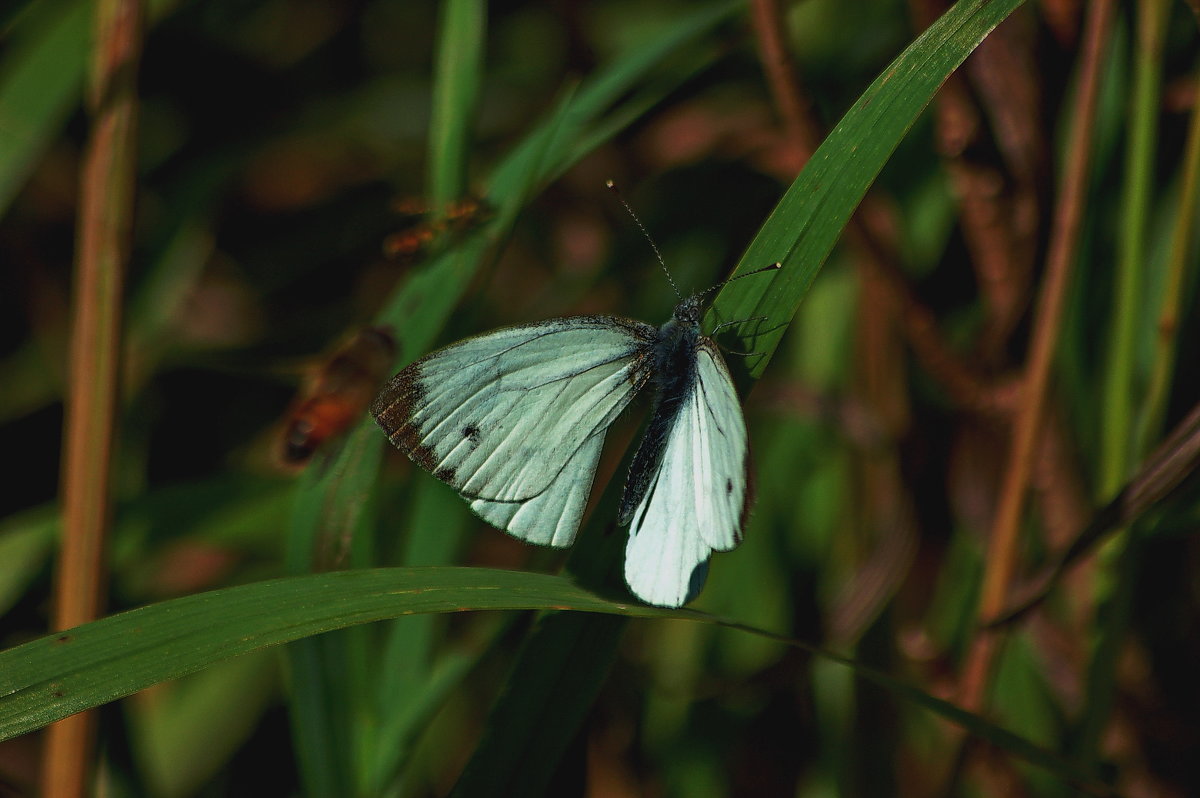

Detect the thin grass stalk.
xmin=954 ymin=0 xmax=1116 ymax=755
xmin=429 ymin=0 xmax=485 ymax=209
xmin=40 ymin=0 xmax=142 ymax=795
xmin=1073 ymin=0 xmax=1170 ymax=769
xmin=1101 ymin=0 xmax=1168 ymax=499
xmin=1135 ymin=55 xmax=1200 ymax=457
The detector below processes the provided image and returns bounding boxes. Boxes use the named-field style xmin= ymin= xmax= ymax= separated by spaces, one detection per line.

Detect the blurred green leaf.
xmin=130 ymin=651 xmax=277 ymax=798
xmin=0 ymin=0 xmax=87 ymax=216
xmin=428 ymin=0 xmax=485 ymax=206
xmin=0 ymin=506 xmax=56 ymax=616
xmin=0 ymin=0 xmax=178 ymax=217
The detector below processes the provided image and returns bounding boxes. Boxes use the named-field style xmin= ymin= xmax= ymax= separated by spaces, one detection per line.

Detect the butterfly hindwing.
xmin=468 ymin=432 xmax=604 ymax=547
xmin=372 ymin=317 xmax=655 ymax=547
xmin=623 ymin=338 xmax=748 ymax=607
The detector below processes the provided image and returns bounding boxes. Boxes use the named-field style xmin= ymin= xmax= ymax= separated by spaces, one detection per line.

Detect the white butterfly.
xmin=371 ymin=270 xmax=773 ymax=607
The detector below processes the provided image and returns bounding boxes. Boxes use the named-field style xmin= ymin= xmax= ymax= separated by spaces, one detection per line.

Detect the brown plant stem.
xmin=41 ymin=0 xmax=143 ymax=795
xmin=956 ymin=0 xmax=1115 ymax=733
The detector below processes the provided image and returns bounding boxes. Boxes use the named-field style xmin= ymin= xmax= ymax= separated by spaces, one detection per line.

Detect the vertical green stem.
xmin=1078 ymin=0 xmax=1168 ymax=771
xmin=1136 ymin=56 xmax=1200 ymax=457
xmin=1100 ymin=0 xmax=1167 ymax=499
xmin=428 ymin=0 xmax=486 ymax=208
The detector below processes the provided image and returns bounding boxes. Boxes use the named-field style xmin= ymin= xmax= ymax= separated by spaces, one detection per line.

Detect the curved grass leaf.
xmin=0 ymin=568 xmax=659 ymax=743
xmin=0 ymin=567 xmax=1109 ymax=793
xmin=282 ymin=4 xmax=739 ymax=793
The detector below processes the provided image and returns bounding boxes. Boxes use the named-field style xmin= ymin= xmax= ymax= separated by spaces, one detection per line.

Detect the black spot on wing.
xmin=737 ymin=444 xmax=755 ymax=543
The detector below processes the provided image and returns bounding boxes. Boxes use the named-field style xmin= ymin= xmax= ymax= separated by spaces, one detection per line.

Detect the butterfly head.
xmin=673 ymin=294 xmax=704 ymax=326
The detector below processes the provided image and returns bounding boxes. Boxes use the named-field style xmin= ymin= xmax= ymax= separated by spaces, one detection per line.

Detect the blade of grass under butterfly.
xmin=449 ymin=1 xmax=1026 ymax=796
xmin=364 ymin=481 xmax=473 ymax=793
xmin=285 ymin=422 xmax=384 ymax=795
xmin=350 ymin=3 xmax=488 ymax=791
xmin=284 ymin=4 xmax=739 ymax=792
xmin=285 ymin=3 xmax=488 ymax=791
xmin=0 ymin=567 xmax=1111 ymax=793
xmin=0 ymin=569 xmax=660 ymax=744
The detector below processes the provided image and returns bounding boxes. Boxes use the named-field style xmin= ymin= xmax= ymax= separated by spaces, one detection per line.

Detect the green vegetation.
xmin=1 ymin=0 xmax=1197 ymax=795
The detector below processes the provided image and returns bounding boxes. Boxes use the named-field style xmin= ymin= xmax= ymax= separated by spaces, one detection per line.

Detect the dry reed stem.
xmin=41 ymin=0 xmax=143 ymax=795
xmin=956 ymin=0 xmax=1115 ymax=737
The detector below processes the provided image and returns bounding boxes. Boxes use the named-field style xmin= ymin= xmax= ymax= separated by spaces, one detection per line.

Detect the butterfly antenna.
xmin=697 ymin=261 xmax=783 ymax=300
xmin=606 ymin=179 xmax=682 ymax=300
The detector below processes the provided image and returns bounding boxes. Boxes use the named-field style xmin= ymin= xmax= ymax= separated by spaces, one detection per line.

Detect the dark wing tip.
xmin=370 ymin=364 xmax=440 ymax=472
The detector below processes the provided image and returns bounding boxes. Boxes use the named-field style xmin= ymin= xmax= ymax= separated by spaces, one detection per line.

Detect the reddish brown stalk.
xmin=957 ymin=0 xmax=1115 ymax=733
xmin=909 ymin=1 xmax=1047 ymax=366
xmin=41 ymin=1 xmax=143 ymax=795
xmin=968 ymin=14 xmax=1046 ymax=280
xmin=747 ymin=0 xmax=823 ymax=164
xmin=1040 ymin=0 xmax=1083 ymax=46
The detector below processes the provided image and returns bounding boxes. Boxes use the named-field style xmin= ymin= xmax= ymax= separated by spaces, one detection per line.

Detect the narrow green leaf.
xmin=717 ymin=0 xmax=1026 ymax=378
xmin=0 ymin=567 xmax=1110 ymax=793
xmin=428 ymin=0 xmax=486 ymax=206
xmin=0 ymin=569 xmax=652 ymax=743
xmin=0 ymin=0 xmax=178 ymax=218
xmin=0 ymin=0 xmax=87 ymax=216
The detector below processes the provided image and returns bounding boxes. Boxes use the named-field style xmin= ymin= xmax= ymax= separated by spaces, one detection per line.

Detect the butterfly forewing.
xmin=624 ymin=339 xmax=748 ymax=606
xmin=372 ymin=317 xmax=655 ymax=545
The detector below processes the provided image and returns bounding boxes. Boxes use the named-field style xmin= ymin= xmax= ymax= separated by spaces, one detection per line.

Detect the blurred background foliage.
xmin=1 ymin=0 xmax=1199 ymax=796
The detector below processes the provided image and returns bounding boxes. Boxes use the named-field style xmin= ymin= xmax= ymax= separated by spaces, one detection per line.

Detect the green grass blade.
xmin=0 ymin=569 xmax=649 ymax=744
xmin=0 ymin=506 xmax=57 ymax=616
xmin=285 ymin=423 xmax=385 ymax=796
xmin=0 ymin=567 xmax=1110 ymax=792
xmin=0 ymin=0 xmax=177 ymax=218
xmin=365 ymin=481 xmax=472 ymax=793
xmin=428 ymin=0 xmax=485 ymax=206
xmin=0 ymin=0 xmax=87 ymax=217
xmin=449 ymin=612 xmax=627 ymax=798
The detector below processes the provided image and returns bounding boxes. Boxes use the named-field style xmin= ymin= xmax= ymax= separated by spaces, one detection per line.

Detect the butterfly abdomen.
xmin=618 ymin=316 xmax=700 ymax=525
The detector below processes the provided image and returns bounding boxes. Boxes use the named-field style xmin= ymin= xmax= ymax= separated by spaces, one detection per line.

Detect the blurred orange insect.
xmin=279 ymin=326 xmax=396 ymax=467
xmin=382 ymin=196 xmax=492 ymax=260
